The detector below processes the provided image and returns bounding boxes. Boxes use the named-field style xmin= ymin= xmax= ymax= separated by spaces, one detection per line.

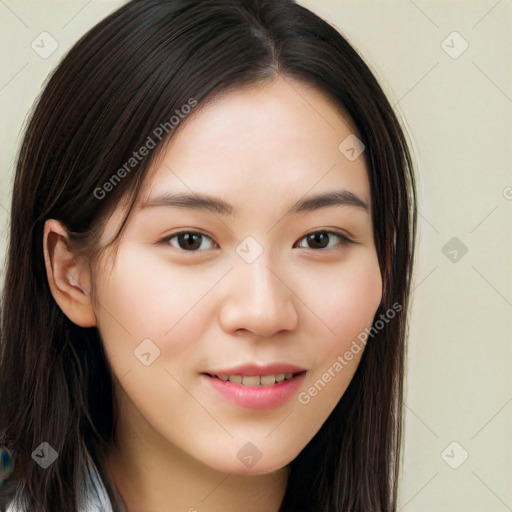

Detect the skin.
xmin=43 ymin=77 xmax=382 ymax=512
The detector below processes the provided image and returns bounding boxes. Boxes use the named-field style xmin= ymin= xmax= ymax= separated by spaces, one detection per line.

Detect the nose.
xmin=218 ymin=253 xmax=299 ymax=337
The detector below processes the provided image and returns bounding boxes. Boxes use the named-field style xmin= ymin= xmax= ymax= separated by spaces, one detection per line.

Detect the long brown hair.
xmin=0 ymin=1 xmax=416 ymax=510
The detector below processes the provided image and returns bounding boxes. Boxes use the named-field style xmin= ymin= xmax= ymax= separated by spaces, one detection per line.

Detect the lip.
xmin=202 ymin=363 xmax=307 ymax=410
xmin=207 ymin=363 xmax=307 ymax=376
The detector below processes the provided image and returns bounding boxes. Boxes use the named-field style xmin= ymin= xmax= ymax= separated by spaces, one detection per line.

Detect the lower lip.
xmin=204 ymin=372 xmax=307 ymax=410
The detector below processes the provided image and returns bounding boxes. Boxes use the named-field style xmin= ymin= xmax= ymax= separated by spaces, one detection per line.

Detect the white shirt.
xmin=6 ymin=451 xmax=115 ymax=512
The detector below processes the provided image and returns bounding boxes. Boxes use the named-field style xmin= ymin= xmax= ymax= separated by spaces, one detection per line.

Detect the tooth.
xmin=275 ymin=373 xmax=285 ymax=383
xmin=229 ymin=375 xmax=242 ymax=384
xmin=284 ymin=373 xmax=293 ymax=380
xmin=217 ymin=374 xmax=229 ymax=381
xmin=260 ymin=374 xmax=276 ymax=386
xmin=242 ymin=376 xmax=261 ymax=386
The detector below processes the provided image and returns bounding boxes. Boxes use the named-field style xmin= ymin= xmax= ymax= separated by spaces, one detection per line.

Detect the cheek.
xmin=305 ymin=250 xmax=382 ymax=355
xmin=92 ymin=245 xmax=224 ymax=361
xmin=294 ymin=252 xmax=382 ymax=414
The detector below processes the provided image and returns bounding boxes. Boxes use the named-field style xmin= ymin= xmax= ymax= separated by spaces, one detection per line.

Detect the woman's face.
xmin=92 ymin=77 xmax=382 ymax=475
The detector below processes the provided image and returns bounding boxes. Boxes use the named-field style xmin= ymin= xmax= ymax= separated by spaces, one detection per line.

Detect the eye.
xmin=160 ymin=229 xmax=354 ymax=254
xmin=162 ymin=231 xmax=217 ymax=252
xmin=294 ymin=230 xmax=354 ymax=250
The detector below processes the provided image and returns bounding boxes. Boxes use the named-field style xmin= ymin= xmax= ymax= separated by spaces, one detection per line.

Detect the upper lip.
xmin=206 ymin=363 xmax=307 ymax=376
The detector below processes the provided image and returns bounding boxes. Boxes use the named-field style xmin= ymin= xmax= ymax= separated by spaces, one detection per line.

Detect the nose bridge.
xmin=242 ymin=251 xmax=281 ymax=308
xmin=219 ymin=240 xmax=298 ymax=335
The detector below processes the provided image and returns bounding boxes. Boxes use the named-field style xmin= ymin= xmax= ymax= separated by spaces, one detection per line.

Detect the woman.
xmin=0 ymin=0 xmax=416 ymax=510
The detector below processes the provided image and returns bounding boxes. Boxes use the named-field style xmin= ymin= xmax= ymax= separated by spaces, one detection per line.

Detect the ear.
xmin=43 ymin=219 xmax=97 ymax=328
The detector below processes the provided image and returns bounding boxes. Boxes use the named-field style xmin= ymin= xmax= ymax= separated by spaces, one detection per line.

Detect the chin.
xmin=205 ymin=449 xmax=295 ymax=477
xmin=228 ymin=462 xmax=290 ymax=477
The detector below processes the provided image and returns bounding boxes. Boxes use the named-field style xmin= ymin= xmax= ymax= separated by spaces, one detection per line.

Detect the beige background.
xmin=1 ymin=1 xmax=510 ymax=511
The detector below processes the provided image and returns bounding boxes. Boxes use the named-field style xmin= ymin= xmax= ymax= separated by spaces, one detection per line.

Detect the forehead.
xmin=101 ymin=77 xmax=370 ymax=243
xmin=141 ymin=77 xmax=368 ymax=204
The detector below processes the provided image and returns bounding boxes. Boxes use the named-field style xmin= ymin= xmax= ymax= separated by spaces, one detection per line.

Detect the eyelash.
xmin=159 ymin=230 xmax=355 ymax=254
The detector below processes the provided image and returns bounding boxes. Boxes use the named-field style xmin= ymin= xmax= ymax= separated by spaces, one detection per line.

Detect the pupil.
xmin=179 ymin=233 xmax=201 ymax=250
xmin=308 ymin=232 xmax=328 ymax=249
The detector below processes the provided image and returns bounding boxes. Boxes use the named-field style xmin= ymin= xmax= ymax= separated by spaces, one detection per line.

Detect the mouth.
xmin=201 ymin=364 xmax=307 ymax=409
xmin=205 ymin=371 xmax=304 ymax=387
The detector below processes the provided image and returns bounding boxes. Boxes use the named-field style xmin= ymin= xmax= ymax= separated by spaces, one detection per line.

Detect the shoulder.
xmin=5 ymin=501 xmax=20 ymax=512
xmin=5 ymin=451 xmax=114 ymax=512
xmin=77 ymin=451 xmax=116 ymax=512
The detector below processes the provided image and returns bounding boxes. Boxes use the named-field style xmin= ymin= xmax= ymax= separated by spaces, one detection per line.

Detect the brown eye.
xmin=294 ymin=231 xmax=352 ymax=250
xmin=164 ymin=232 xmax=216 ymax=252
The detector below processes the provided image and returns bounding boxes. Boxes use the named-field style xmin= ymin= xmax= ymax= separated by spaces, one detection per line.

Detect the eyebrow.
xmin=139 ymin=189 xmax=369 ymax=216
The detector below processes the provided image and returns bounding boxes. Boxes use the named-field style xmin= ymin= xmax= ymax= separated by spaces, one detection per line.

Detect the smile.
xmin=202 ymin=370 xmax=307 ymax=409
xmin=211 ymin=373 xmax=295 ymax=386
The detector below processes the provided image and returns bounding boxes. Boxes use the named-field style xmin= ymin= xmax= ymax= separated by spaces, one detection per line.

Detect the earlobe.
xmin=43 ymin=219 xmax=97 ymax=328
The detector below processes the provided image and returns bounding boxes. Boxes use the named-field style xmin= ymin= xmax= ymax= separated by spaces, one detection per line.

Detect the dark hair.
xmin=0 ymin=0 xmax=416 ymax=510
